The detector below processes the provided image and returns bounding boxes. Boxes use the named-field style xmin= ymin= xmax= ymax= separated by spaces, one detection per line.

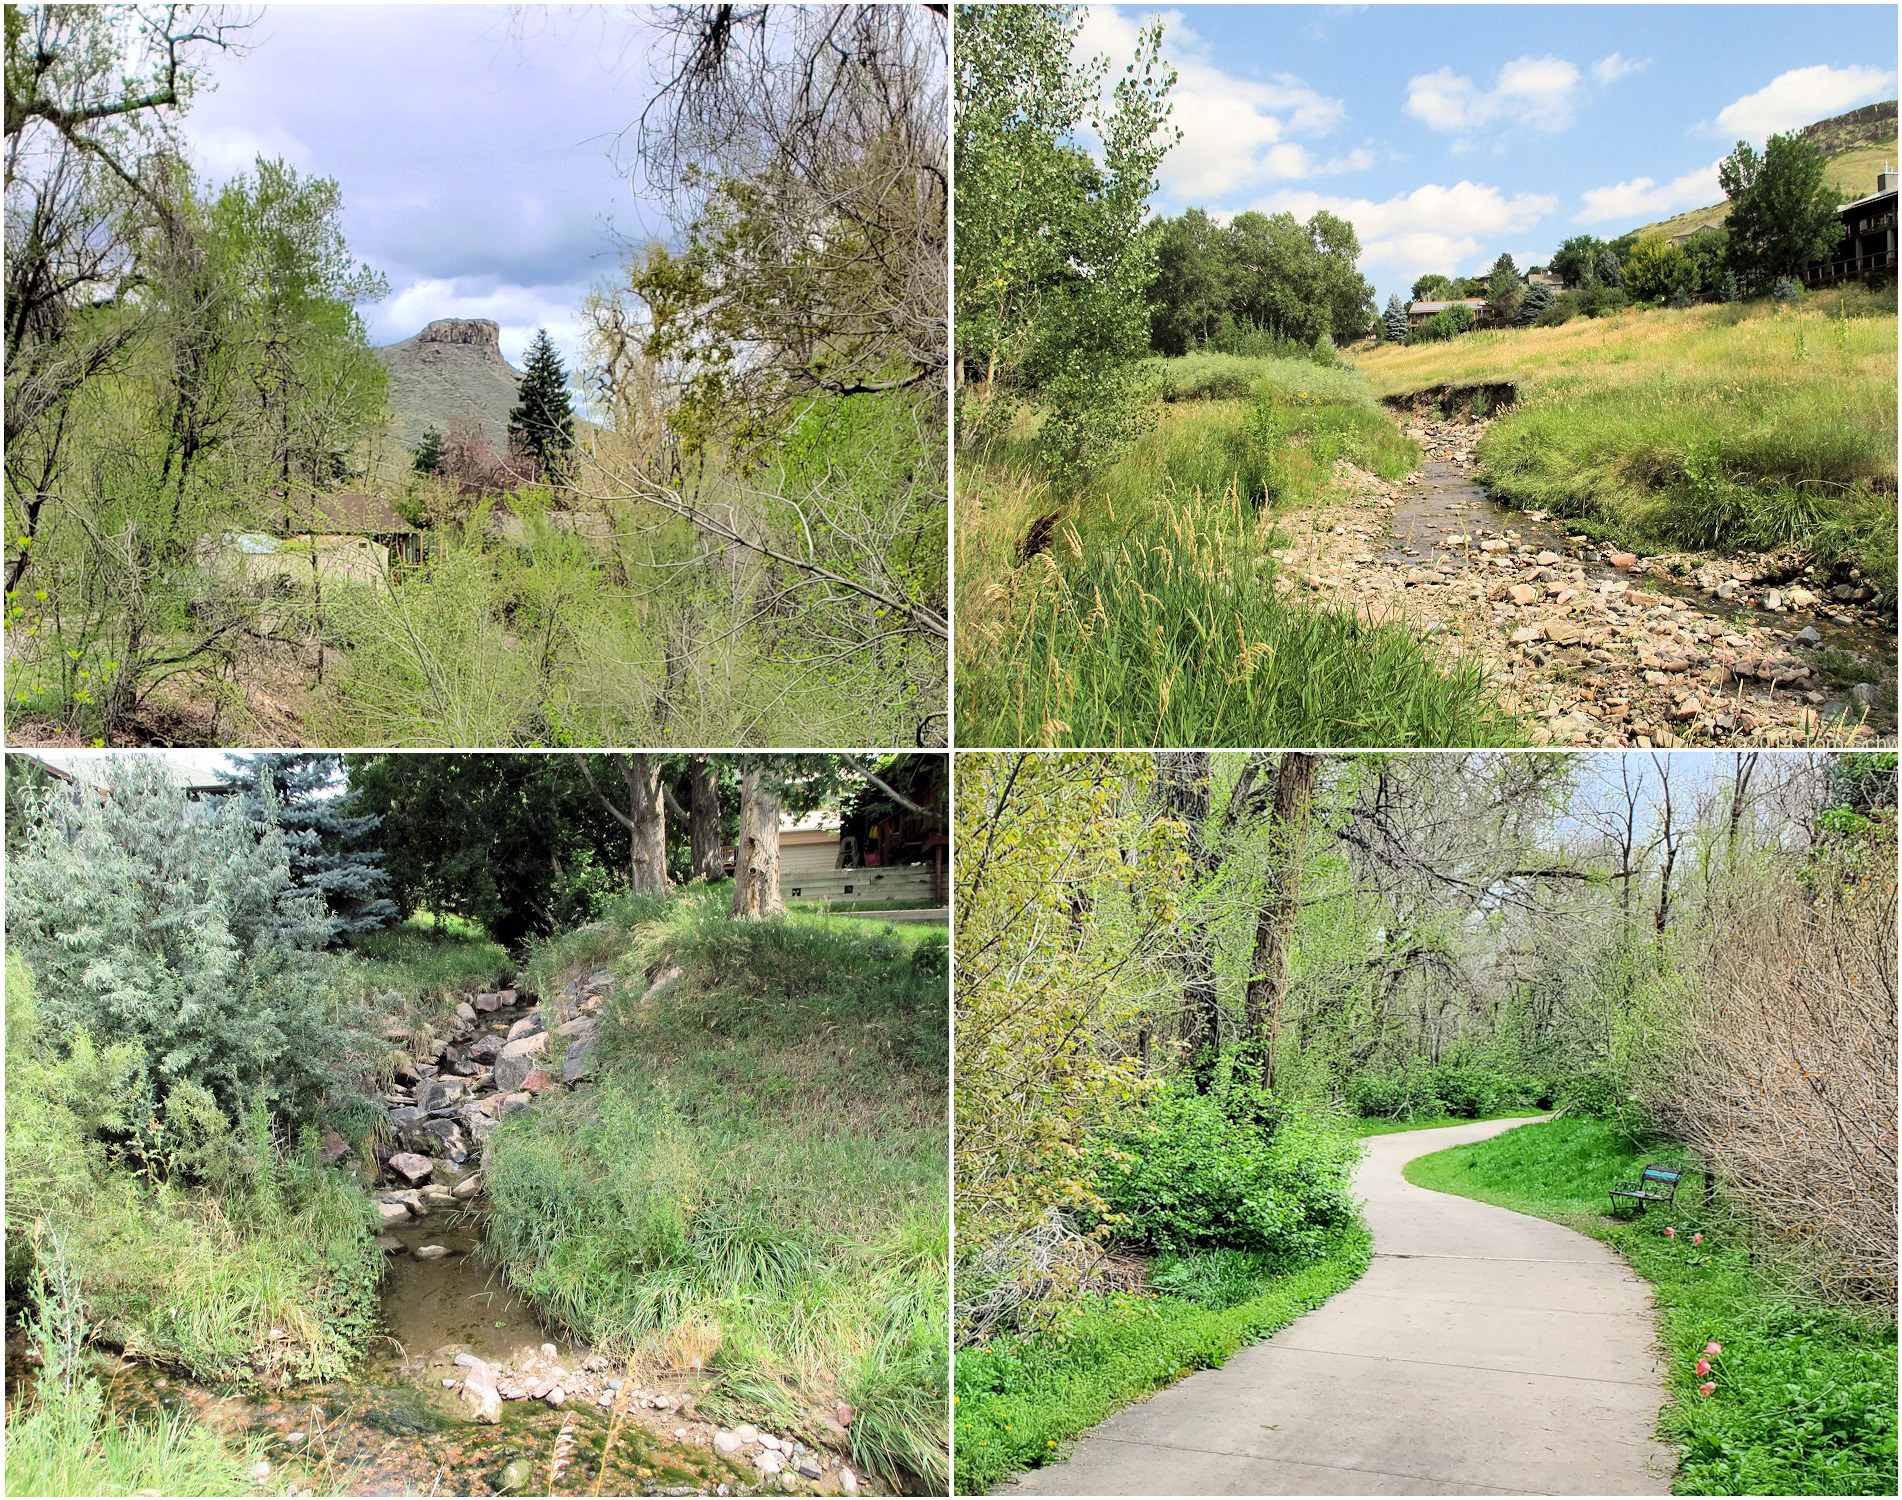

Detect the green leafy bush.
xmin=1430 ymin=1065 xmax=1507 ymax=1118
xmin=1083 ymin=1083 xmax=1358 ymax=1258
xmin=1413 ymin=303 xmax=1476 ymax=342
xmin=7 ymin=756 xmax=344 ymax=1122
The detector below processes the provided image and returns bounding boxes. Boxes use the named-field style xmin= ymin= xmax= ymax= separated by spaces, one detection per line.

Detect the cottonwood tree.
xmin=1719 ymin=132 xmax=1842 ymax=293
xmin=577 ymin=753 xmax=669 ymax=895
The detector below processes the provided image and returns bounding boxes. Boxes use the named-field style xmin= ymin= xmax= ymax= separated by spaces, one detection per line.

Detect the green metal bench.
xmin=1609 ymin=1164 xmax=1682 ymax=1214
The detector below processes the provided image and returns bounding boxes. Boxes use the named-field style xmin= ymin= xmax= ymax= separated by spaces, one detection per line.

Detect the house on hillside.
xmin=1525 ymin=267 xmax=1566 ymax=290
xmin=1407 ymin=297 xmax=1491 ymax=330
xmin=286 ymin=492 xmax=423 ymax=566
xmin=1801 ymin=169 xmax=1899 ymax=288
xmin=1666 ymin=222 xmax=1724 ymax=247
xmin=202 ymin=492 xmax=422 ymax=590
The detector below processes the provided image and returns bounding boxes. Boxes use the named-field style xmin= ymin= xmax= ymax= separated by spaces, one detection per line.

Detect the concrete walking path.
xmin=1001 ymin=1115 xmax=1676 ymax=1495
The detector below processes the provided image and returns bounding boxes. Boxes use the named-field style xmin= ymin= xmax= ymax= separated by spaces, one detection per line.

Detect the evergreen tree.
xmin=1516 ymin=282 xmax=1555 ymax=326
xmin=507 ymin=328 xmax=577 ymax=479
xmin=411 ymin=426 xmax=443 ymax=475
xmin=218 ymin=753 xmax=395 ymax=943
xmin=1382 ymin=294 xmax=1410 ymax=343
xmin=1484 ymin=253 xmax=1523 ymax=324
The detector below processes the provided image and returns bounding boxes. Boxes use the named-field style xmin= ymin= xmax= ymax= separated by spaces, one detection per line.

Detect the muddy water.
xmin=379 ymin=1207 xmax=562 ymax=1367
xmin=1383 ymin=458 xmax=1898 ymax=733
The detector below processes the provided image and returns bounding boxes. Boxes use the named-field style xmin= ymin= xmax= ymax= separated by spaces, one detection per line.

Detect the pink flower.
xmin=1692 ymin=1233 xmax=1703 ymax=1244
xmin=1705 ymin=1341 xmax=1723 ymax=1356
xmin=1663 ymin=1227 xmax=1676 ymax=1238
xmin=1695 ymin=1358 xmax=1711 ymax=1377
xmin=1698 ymin=1382 xmax=1716 ymax=1397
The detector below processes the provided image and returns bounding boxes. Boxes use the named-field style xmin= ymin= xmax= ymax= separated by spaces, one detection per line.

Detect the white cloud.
xmin=1075 ymin=8 xmax=1361 ymax=202
xmin=189 ymin=122 xmax=317 ymax=179
xmin=1592 ymin=53 xmax=1648 ymax=86
xmin=1574 ymin=161 xmax=1723 ymax=224
xmin=374 ymin=278 xmax=588 ymax=369
xmin=1253 ymin=180 xmax=1557 ymax=280
xmin=1713 ymin=63 xmax=1898 ymax=141
xmin=1407 ymin=55 xmax=1582 ymax=135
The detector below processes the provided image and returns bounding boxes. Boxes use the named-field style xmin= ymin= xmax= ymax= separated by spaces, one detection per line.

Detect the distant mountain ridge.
xmin=1629 ymin=100 xmax=1897 ymax=243
xmin=374 ymin=318 xmax=522 ymax=454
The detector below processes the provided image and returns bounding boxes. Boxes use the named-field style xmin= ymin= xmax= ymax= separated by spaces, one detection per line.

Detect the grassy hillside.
xmin=1631 ymin=100 xmax=1896 ymax=244
xmin=955 ymin=354 xmax=1515 ymax=747
xmin=373 ymin=318 xmax=523 ymax=452
xmin=1355 ymin=291 xmax=1899 ymax=593
xmin=482 ymin=887 xmax=950 ymax=1493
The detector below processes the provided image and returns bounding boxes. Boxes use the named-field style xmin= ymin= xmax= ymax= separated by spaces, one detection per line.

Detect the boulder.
xmin=505 ymin=1014 xmax=544 ymax=1044
xmin=556 ymin=1015 xmax=598 ymax=1041
xmin=520 ymin=1066 xmax=558 ymax=1094
xmin=319 ymin=1128 xmax=351 ymax=1166
xmin=416 ymin=1077 xmax=467 ymax=1116
xmin=414 ymin=1244 xmax=449 ymax=1260
xmin=499 ymin=988 xmax=520 ymax=1005
xmin=376 ymin=1200 xmax=411 ymax=1229
xmin=389 ymin=1105 xmax=424 ymax=1130
xmin=453 ymin=1172 xmax=483 ymax=1200
xmin=388 ymin=1152 xmax=434 ymax=1184
xmin=560 ymin=1042 xmax=594 ymax=1086
xmin=493 ymin=1033 xmax=549 ymax=1092
xmin=424 ymin=1119 xmax=469 ymax=1161
xmin=460 ymin=1360 xmax=503 ymax=1423
xmin=456 ymin=1001 xmax=478 ymax=1024
xmin=473 ymin=992 xmax=503 ymax=1013
xmin=376 ymin=1233 xmax=405 ymax=1252
xmin=467 ymin=1035 xmax=502 ymax=1063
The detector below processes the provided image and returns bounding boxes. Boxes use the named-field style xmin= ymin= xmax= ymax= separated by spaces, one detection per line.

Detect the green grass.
xmin=1350 ymin=1108 xmax=1547 ymax=1137
xmin=3 ymin=1378 xmax=268 ymax=1497
xmin=1357 ymin=293 xmax=1899 ymax=598
xmin=484 ymin=886 xmax=949 ymax=1493
xmin=957 ymin=358 xmax=1517 ymax=747
xmin=1406 ymin=1117 xmax=1898 ymax=1495
xmin=951 ymin=1227 xmax=1371 ymax=1493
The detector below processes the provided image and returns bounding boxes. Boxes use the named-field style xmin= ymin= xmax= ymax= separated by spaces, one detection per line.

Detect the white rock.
xmin=839 ymin=1470 xmax=858 ymax=1496
xmin=715 ymin=1430 xmax=744 ymax=1454
xmin=754 ymin=1451 xmax=784 ymax=1475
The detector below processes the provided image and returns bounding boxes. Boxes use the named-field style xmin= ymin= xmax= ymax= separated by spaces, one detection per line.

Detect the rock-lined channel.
xmin=88 ymin=970 xmax=876 ymax=1497
xmin=1268 ymin=407 xmax=1895 ymax=747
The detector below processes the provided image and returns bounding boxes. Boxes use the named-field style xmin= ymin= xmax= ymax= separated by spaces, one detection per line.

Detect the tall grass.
xmin=959 ymin=491 xmax=1512 ymax=747
xmin=484 ymin=888 xmax=949 ymax=1492
xmin=957 ymin=360 xmax=1513 ymax=746
xmin=1357 ymin=293 xmax=1899 ymax=596
xmin=1408 ymin=1118 xmax=1898 ymax=1495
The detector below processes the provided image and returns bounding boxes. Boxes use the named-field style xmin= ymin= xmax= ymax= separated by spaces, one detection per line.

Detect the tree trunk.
xmin=624 ymin=753 xmax=668 ymax=895
xmin=729 ymin=769 xmax=784 ymax=919
xmin=689 ymin=754 xmax=724 ymax=882
xmin=1158 ymin=750 xmax=1219 ymax=1091
xmin=1242 ymin=752 xmax=1320 ymax=1093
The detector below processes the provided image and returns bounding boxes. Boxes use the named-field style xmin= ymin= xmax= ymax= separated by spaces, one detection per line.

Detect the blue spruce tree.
xmin=1382 ymin=294 xmax=1410 ymax=343
xmin=219 ymin=753 xmax=396 ymax=943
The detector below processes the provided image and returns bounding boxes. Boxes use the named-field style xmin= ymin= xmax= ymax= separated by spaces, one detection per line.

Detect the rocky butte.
xmin=374 ymin=317 xmax=523 ymax=452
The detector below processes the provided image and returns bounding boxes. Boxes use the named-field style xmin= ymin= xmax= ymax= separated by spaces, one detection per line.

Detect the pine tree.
xmin=507 ymin=329 xmax=577 ymax=479
xmin=1382 ymin=294 xmax=1410 ymax=344
xmin=218 ymin=753 xmax=396 ymax=943
xmin=1516 ymin=283 xmax=1555 ymax=326
xmin=412 ymin=426 xmax=443 ymax=475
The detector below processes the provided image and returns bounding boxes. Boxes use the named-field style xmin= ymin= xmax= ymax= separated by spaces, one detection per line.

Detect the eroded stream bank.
xmin=78 ymin=973 xmax=876 ymax=1497
xmin=1272 ymin=403 xmax=1896 ymax=747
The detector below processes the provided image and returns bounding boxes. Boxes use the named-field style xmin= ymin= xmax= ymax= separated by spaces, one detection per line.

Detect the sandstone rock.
xmin=839 ymin=1468 xmax=858 ymax=1496
xmin=320 ymin=1128 xmax=350 ymax=1166
xmin=473 ymin=992 xmax=503 ymax=1013
xmin=493 ymin=1033 xmax=549 ymax=1092
xmin=557 ymin=1015 xmax=598 ymax=1041
xmin=389 ymin=1152 xmax=434 ymax=1184
xmin=754 ymin=1451 xmax=784 ymax=1475
xmin=1761 ymin=590 xmax=1784 ymax=611
xmin=1535 ymin=551 xmax=1561 ymax=566
xmin=1608 ymin=551 xmax=1637 ymax=569
xmin=376 ymin=1233 xmax=405 ymax=1252
xmin=520 ymin=1066 xmax=558 ymax=1093
xmin=453 ymin=1172 xmax=483 ymax=1199
xmin=1507 ymin=584 xmax=1539 ymax=606
xmin=414 ymin=1244 xmax=449 ymax=1261
xmin=1786 ymin=586 xmax=1818 ymax=609
xmin=1509 ymin=626 xmax=1541 ymax=644
xmin=499 ymin=988 xmax=520 ymax=1005
xmin=456 ymin=1001 xmax=478 ymax=1024
xmin=376 ymin=1201 xmax=410 ymax=1229
xmin=1479 ymin=538 xmax=1509 ymax=553
xmin=1542 ymin=621 xmax=1584 ymax=646
xmin=461 ymin=1360 xmax=503 ymax=1423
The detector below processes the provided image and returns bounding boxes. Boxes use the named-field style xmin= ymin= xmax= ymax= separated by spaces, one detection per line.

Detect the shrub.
xmin=1083 ymin=1082 xmax=1358 ymax=1260
xmin=1536 ymin=291 xmax=1581 ymax=326
xmin=1414 ymin=304 xmax=1476 ymax=343
xmin=1577 ymin=284 xmax=1630 ymax=318
xmin=6 ymin=756 xmax=345 ymax=1125
xmin=1344 ymin=1068 xmax=1440 ymax=1120
xmin=1430 ymin=1065 xmax=1506 ymax=1118
xmin=1559 ymin=1071 xmax=1625 ymax=1119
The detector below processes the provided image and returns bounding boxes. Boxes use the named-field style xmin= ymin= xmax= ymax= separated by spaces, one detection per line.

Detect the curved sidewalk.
xmin=1001 ymin=1116 xmax=1676 ymax=1495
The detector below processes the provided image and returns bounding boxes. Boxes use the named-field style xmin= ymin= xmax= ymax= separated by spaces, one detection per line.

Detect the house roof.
xmin=1408 ymin=298 xmax=1487 ymax=315
xmin=286 ymin=492 xmax=415 ymax=535
xmin=1839 ymin=187 xmax=1898 ymax=215
xmin=1666 ymin=223 xmax=1723 ymax=244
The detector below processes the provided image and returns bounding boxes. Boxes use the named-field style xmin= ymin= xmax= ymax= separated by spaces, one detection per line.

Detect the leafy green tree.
xmin=1549 ymin=235 xmax=1610 ymax=289
xmin=507 ymin=328 xmax=576 ymax=481
xmin=955 ymin=3 xmax=1179 ymax=483
xmin=1382 ymin=294 xmax=1410 ymax=343
xmin=1623 ymin=239 xmax=1696 ymax=303
xmin=1414 ymin=303 xmax=1476 ymax=343
xmin=6 ymin=757 xmax=340 ymax=1122
xmin=1219 ymin=208 xmax=1373 ymax=349
xmin=217 ymin=753 xmax=395 ymax=943
xmin=411 ymin=426 xmax=443 ymax=475
xmin=1410 ymin=273 xmax=1457 ymax=302
xmin=1719 ymin=132 xmax=1842 ymax=294
xmin=1148 ymin=207 xmax=1229 ymax=355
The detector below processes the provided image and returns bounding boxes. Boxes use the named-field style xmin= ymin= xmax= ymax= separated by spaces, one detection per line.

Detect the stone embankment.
xmin=1270 ymin=413 xmax=1894 ymax=747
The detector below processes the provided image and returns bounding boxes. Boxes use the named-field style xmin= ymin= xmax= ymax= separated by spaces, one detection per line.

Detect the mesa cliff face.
xmin=375 ymin=319 xmax=522 ymax=452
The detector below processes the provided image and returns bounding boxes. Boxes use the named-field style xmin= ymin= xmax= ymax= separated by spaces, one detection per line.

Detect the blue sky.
xmin=178 ymin=6 xmax=673 ymax=368
xmin=1078 ymin=4 xmax=1898 ymax=305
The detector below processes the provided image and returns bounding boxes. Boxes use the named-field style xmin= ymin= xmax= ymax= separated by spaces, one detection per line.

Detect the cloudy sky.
xmin=1078 ymin=4 xmax=1898 ymax=305
xmin=179 ymin=6 xmax=673 ymax=368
